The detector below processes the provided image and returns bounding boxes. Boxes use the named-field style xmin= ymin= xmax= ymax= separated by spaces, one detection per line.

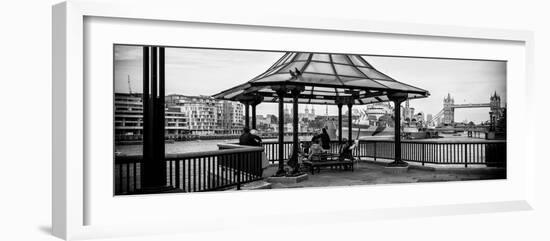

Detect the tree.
xmin=307 ymin=116 xmax=325 ymax=130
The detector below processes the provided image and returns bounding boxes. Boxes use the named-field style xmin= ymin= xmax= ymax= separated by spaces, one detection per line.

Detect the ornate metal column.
xmin=347 ymin=103 xmax=353 ymax=142
xmin=244 ymin=103 xmax=250 ymax=129
xmin=275 ymin=89 xmax=287 ymax=175
xmin=338 ymin=103 xmax=343 ymax=143
xmin=388 ymin=92 xmax=408 ymax=167
xmin=239 ymin=96 xmax=263 ymax=130
xmin=289 ymin=88 xmax=303 ymax=173
xmin=251 ymin=103 xmax=257 ymax=129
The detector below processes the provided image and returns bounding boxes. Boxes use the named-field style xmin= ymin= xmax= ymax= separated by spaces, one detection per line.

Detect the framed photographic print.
xmin=52 ymin=0 xmax=535 ymax=240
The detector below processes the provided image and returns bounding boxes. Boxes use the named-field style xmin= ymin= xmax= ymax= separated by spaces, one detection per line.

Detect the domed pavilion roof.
xmin=213 ymin=52 xmax=429 ymax=105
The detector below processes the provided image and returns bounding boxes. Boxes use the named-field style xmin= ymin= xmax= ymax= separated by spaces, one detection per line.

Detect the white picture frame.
xmin=52 ymin=0 xmax=535 ymax=240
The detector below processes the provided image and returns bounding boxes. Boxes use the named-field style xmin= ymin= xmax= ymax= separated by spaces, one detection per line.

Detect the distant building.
xmin=409 ymin=107 xmax=416 ymax=120
xmin=490 ymin=91 xmax=504 ymax=120
xmin=165 ymin=94 xmax=244 ymax=135
xmin=299 ymin=105 xmax=316 ymax=121
xmin=114 ymin=93 xmax=188 ymax=137
xmin=217 ymin=100 xmax=245 ymax=135
xmin=443 ymin=93 xmax=455 ymax=124
xmin=256 ymin=115 xmax=270 ymax=126
xmin=416 ymin=112 xmax=425 ymax=123
xmin=365 ymin=102 xmax=393 ymax=125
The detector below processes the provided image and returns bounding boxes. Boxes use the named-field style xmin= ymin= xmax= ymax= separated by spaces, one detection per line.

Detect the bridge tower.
xmin=490 ymin=91 xmax=503 ymax=124
xmin=443 ymin=93 xmax=454 ymax=125
xmin=490 ymin=91 xmax=501 ymax=113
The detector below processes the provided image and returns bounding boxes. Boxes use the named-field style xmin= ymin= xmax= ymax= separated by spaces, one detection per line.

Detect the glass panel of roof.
xmin=304 ymin=62 xmax=335 ymax=75
xmin=334 ymin=64 xmax=364 ymax=77
xmin=331 ymin=54 xmax=352 ymax=65
xmin=294 ymin=53 xmax=311 ymax=61
xmin=298 ymin=73 xmax=327 ymax=83
xmin=341 ymin=78 xmax=387 ymax=89
xmin=311 ymin=54 xmax=330 ymax=62
xmin=279 ymin=61 xmax=307 ymax=73
xmin=255 ymin=58 xmax=294 ymax=79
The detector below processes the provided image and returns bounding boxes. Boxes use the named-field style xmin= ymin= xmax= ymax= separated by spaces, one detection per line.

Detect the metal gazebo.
xmin=213 ymin=52 xmax=430 ymax=175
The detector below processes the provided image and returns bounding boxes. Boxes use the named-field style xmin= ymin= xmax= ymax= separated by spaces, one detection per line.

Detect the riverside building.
xmin=114 ymin=93 xmax=188 ymax=138
xmin=165 ymin=94 xmax=244 ymax=135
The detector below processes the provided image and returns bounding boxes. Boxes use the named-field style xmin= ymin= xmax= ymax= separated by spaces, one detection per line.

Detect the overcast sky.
xmin=114 ymin=45 xmax=506 ymax=123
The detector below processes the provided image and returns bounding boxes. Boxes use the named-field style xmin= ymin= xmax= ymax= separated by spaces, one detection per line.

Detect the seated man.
xmin=339 ymin=138 xmax=357 ymax=161
xmin=301 ymin=141 xmax=311 ymax=156
xmin=249 ymin=129 xmax=263 ymax=147
xmin=308 ymin=139 xmax=325 ymax=161
xmin=239 ymin=127 xmax=260 ymax=146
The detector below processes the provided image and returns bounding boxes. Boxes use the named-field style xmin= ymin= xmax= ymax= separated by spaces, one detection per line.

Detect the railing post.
xmin=422 ymin=143 xmax=426 ymax=166
xmin=118 ymin=164 xmax=122 ymax=193
xmin=237 ymin=153 xmax=241 ymax=190
xmin=175 ymin=160 xmax=180 ymax=190
xmin=373 ymin=142 xmax=377 ymax=162
xmin=464 ymin=143 xmax=468 ymax=168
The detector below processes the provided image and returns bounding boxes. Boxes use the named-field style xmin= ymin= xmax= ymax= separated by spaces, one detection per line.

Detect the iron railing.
xmin=261 ymin=139 xmax=506 ymax=168
xmin=115 ymin=139 xmax=505 ymax=194
xmin=114 ymin=146 xmax=264 ymax=195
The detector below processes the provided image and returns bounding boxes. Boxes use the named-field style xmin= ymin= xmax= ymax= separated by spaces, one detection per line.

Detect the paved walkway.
xmin=262 ymin=161 xmax=505 ymax=189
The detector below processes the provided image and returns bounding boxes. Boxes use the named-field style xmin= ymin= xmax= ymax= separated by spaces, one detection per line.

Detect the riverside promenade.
xmin=243 ymin=160 xmax=506 ymax=190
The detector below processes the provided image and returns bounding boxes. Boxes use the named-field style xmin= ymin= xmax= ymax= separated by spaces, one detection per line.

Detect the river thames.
xmin=116 ymin=132 xmax=490 ymax=156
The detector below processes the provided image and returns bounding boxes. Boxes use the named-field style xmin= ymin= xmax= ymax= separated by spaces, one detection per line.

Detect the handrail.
xmin=116 ymin=146 xmax=264 ymax=162
xmin=260 ymin=138 xmax=506 ymax=168
xmin=260 ymin=139 xmax=505 ymax=145
xmin=114 ymin=144 xmax=264 ymax=194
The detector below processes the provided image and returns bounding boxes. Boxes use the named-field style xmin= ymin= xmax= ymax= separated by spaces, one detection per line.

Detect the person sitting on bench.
xmin=339 ymin=138 xmax=357 ymax=161
xmin=308 ymin=139 xmax=325 ymax=161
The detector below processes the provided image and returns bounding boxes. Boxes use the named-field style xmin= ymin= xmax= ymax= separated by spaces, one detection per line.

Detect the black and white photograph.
xmin=113 ymin=45 xmax=506 ymax=195
xmin=6 ymin=0 xmax=550 ymax=240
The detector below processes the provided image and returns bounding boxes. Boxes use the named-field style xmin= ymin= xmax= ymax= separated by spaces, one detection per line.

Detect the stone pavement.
xmin=262 ymin=161 xmax=505 ymax=189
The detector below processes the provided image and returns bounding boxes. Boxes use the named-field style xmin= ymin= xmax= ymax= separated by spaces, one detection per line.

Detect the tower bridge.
xmin=428 ymin=92 xmax=503 ymax=126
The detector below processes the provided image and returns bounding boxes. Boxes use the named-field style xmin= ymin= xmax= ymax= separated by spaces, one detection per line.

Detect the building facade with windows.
xmin=165 ymin=94 xmax=244 ymax=135
xmin=114 ymin=93 xmax=188 ymax=139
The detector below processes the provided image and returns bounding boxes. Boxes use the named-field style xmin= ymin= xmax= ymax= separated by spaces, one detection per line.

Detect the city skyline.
xmin=115 ymin=45 xmax=506 ymax=123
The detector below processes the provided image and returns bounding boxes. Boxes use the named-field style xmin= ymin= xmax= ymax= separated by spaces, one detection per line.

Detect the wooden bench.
xmin=301 ymin=153 xmax=354 ymax=175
